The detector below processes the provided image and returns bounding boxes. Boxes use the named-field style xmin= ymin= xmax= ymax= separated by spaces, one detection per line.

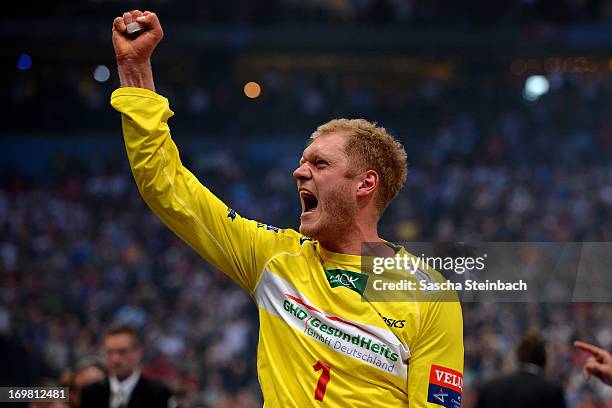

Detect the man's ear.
xmin=356 ymin=169 xmax=379 ymax=198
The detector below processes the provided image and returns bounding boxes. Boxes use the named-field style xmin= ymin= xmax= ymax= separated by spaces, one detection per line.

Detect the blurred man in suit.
xmin=475 ymin=332 xmax=566 ymax=408
xmin=80 ymin=324 xmax=173 ymax=408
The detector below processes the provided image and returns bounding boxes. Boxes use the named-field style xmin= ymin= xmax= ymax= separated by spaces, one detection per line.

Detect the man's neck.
xmin=112 ymin=367 xmax=140 ymax=384
xmin=318 ymin=223 xmax=384 ymax=255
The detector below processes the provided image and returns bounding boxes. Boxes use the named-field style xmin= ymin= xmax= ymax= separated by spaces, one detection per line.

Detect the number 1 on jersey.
xmin=313 ymin=360 xmax=332 ymax=401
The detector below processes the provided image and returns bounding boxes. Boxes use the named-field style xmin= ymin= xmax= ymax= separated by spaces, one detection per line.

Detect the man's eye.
xmin=316 ymin=160 xmax=328 ymax=168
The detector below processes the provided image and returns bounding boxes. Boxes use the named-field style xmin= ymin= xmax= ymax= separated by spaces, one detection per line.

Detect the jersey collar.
xmin=316 ymin=240 xmax=401 ymax=268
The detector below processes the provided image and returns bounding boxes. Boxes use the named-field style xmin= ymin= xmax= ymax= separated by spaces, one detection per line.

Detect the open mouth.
xmin=300 ymin=190 xmax=319 ymax=213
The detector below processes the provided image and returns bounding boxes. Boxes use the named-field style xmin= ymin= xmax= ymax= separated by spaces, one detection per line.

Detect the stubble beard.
xmin=300 ymin=183 xmax=358 ymax=245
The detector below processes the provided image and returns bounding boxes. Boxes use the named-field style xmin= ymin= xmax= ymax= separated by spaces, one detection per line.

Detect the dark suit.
xmin=80 ymin=375 xmax=173 ymax=408
xmin=476 ymin=368 xmax=566 ymax=408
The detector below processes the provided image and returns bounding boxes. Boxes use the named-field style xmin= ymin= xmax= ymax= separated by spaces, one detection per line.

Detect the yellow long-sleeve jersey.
xmin=111 ymin=87 xmax=464 ymax=408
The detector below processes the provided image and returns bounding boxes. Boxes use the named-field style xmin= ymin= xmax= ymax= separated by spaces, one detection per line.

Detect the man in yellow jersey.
xmin=111 ymin=10 xmax=463 ymax=407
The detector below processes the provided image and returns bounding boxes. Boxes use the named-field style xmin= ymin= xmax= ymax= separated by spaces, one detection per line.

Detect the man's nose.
xmin=293 ymin=163 xmax=311 ymax=180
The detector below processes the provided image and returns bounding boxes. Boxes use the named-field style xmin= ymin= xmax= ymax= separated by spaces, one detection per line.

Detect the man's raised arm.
xmin=112 ymin=10 xmax=160 ymax=91
xmin=109 ymin=11 xmax=289 ymax=293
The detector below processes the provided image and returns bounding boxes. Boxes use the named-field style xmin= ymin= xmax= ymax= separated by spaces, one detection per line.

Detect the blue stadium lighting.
xmin=93 ymin=65 xmax=111 ymax=82
xmin=523 ymin=75 xmax=550 ymax=101
xmin=16 ymin=53 xmax=32 ymax=71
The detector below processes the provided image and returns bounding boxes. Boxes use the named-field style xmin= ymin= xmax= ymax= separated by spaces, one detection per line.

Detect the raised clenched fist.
xmin=112 ymin=10 xmax=163 ymax=64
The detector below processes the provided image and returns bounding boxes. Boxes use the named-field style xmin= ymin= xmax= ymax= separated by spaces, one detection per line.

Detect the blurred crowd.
xmin=2 ymin=53 xmax=612 ymax=408
xmin=6 ymin=0 xmax=612 ymax=25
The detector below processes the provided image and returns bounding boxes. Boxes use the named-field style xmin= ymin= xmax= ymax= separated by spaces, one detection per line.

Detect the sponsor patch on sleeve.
xmin=427 ymin=365 xmax=462 ymax=408
xmin=227 ymin=207 xmax=237 ymax=221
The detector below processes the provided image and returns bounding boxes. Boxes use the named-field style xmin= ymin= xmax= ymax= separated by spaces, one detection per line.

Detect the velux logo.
xmin=433 ymin=366 xmax=463 ymax=391
xmin=427 ymin=364 xmax=463 ymax=408
xmin=323 ymin=268 xmax=369 ymax=295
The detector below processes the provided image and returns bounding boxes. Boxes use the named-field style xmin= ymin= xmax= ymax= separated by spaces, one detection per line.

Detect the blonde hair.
xmin=311 ymin=118 xmax=408 ymax=214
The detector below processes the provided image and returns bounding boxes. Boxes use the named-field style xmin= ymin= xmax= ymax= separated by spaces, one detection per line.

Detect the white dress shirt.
xmin=109 ymin=368 xmax=141 ymax=408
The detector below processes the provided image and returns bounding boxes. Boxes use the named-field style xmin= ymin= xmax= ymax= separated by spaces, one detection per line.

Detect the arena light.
xmin=93 ymin=65 xmax=111 ymax=82
xmin=244 ymin=81 xmax=261 ymax=99
xmin=523 ymin=75 xmax=549 ymax=101
xmin=17 ymin=53 xmax=32 ymax=71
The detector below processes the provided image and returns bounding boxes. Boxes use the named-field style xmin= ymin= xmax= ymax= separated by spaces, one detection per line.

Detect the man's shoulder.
xmin=80 ymin=378 xmax=110 ymax=403
xmin=255 ymin=222 xmax=301 ymax=240
xmin=254 ymin=223 xmax=316 ymax=252
xmin=126 ymin=375 xmax=173 ymax=408
xmin=82 ymin=378 xmax=109 ymax=393
xmin=135 ymin=375 xmax=172 ymax=397
xmin=482 ymin=370 xmax=561 ymax=391
xmin=520 ymin=371 xmax=564 ymax=392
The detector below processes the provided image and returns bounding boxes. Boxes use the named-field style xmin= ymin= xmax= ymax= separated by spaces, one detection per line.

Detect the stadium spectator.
xmin=69 ymin=356 xmax=106 ymax=407
xmin=475 ymin=332 xmax=566 ymax=408
xmin=80 ymin=324 xmax=173 ymax=408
